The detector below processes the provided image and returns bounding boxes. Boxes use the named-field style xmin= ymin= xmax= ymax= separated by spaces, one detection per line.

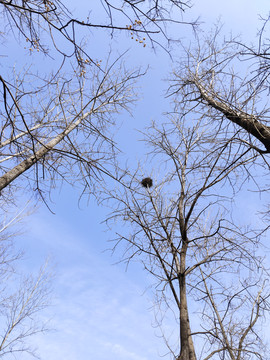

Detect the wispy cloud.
xmin=14 ymin=209 xmax=169 ymax=360
xmin=103 ymin=342 xmax=149 ymax=360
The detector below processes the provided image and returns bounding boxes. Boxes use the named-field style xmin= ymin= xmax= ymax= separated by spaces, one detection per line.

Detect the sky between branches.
xmin=5 ymin=1 xmax=270 ymax=359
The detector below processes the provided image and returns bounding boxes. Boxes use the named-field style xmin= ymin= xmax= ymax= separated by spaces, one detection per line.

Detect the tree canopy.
xmin=1 ymin=1 xmax=270 ymax=360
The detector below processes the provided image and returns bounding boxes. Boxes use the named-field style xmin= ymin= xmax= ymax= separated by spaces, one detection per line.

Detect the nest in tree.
xmin=141 ymin=177 xmax=153 ymax=188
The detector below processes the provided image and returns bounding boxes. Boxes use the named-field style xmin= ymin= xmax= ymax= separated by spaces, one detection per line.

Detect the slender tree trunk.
xmin=177 ymin=243 xmax=196 ymax=360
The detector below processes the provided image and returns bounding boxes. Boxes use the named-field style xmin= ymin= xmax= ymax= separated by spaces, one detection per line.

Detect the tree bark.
xmin=0 ymin=111 xmax=91 ymax=192
xmin=177 ymin=242 xmax=197 ymax=360
xmin=192 ymin=78 xmax=270 ymax=153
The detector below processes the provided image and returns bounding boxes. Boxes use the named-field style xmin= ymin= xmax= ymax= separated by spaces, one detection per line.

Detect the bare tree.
xmin=0 ymin=2 xmax=196 ymax=357
xmin=0 ymin=0 xmax=196 ymax=201
xmin=0 ymin=61 xmax=142 ymax=200
xmin=0 ymin=207 xmax=51 ymax=359
xmin=168 ymin=27 xmax=270 ymax=157
xmin=0 ymin=0 xmax=194 ymax=60
xmin=104 ymin=113 xmax=270 ymax=360
xmin=0 ymin=263 xmax=51 ymax=359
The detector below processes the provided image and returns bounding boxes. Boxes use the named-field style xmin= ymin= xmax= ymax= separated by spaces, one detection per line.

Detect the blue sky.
xmin=5 ymin=1 xmax=270 ymax=359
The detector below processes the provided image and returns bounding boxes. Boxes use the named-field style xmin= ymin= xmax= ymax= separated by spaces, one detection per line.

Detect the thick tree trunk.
xmin=192 ymin=78 xmax=270 ymax=153
xmin=0 ymin=111 xmax=91 ymax=192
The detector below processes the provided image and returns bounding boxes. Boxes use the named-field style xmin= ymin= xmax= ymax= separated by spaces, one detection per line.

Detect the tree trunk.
xmin=177 ymin=273 xmax=196 ymax=360
xmin=0 ymin=110 xmax=91 ymax=192
xmin=192 ymin=78 xmax=270 ymax=153
xmin=177 ymin=242 xmax=196 ymax=360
